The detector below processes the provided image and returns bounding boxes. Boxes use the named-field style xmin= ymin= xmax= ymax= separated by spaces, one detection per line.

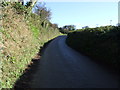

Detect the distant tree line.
xmin=59 ymin=25 xmax=76 ymax=34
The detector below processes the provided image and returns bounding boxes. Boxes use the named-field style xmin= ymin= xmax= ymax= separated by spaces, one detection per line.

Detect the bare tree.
xmin=34 ymin=2 xmax=51 ymax=21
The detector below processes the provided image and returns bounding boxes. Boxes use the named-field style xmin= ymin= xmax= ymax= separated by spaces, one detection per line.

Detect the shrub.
xmin=66 ymin=26 xmax=120 ymax=71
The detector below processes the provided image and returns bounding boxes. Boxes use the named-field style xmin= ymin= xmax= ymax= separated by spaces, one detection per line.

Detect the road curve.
xmin=31 ymin=36 xmax=119 ymax=88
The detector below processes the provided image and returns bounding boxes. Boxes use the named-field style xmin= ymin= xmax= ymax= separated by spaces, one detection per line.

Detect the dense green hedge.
xmin=66 ymin=26 xmax=120 ymax=71
xmin=1 ymin=2 xmax=61 ymax=88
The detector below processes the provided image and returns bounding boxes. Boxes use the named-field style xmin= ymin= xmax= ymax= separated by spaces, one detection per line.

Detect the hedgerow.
xmin=66 ymin=26 xmax=120 ymax=71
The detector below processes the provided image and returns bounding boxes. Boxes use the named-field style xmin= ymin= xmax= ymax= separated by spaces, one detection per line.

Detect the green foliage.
xmin=12 ymin=2 xmax=30 ymax=15
xmin=13 ymin=3 xmax=26 ymax=13
xmin=0 ymin=31 xmax=3 ymax=89
xmin=1 ymin=2 xmax=61 ymax=88
xmin=66 ymin=26 xmax=120 ymax=71
xmin=59 ymin=25 xmax=76 ymax=34
xmin=25 ymin=2 xmax=32 ymax=8
xmin=29 ymin=23 xmax=40 ymax=39
xmin=1 ymin=1 xmax=10 ymax=7
xmin=49 ymin=23 xmax=58 ymax=29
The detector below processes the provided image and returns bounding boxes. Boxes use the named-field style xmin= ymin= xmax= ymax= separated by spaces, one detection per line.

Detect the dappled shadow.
xmin=14 ymin=38 xmax=55 ymax=88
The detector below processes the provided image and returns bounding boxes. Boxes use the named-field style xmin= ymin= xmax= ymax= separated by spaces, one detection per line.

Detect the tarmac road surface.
xmin=31 ymin=36 xmax=119 ymax=88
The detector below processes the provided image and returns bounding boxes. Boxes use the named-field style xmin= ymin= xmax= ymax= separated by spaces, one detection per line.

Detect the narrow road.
xmin=31 ymin=36 xmax=119 ymax=88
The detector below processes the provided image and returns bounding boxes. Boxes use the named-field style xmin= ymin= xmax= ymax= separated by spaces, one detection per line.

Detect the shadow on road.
xmin=13 ymin=38 xmax=55 ymax=88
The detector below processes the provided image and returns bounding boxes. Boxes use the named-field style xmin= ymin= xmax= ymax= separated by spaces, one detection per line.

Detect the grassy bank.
xmin=0 ymin=3 xmax=61 ymax=88
xmin=66 ymin=26 xmax=120 ymax=72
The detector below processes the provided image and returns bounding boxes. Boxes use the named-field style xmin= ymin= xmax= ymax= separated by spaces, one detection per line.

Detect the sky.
xmin=24 ymin=0 xmax=119 ymax=29
xmin=44 ymin=2 xmax=118 ymax=29
xmin=118 ymin=1 xmax=120 ymax=24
